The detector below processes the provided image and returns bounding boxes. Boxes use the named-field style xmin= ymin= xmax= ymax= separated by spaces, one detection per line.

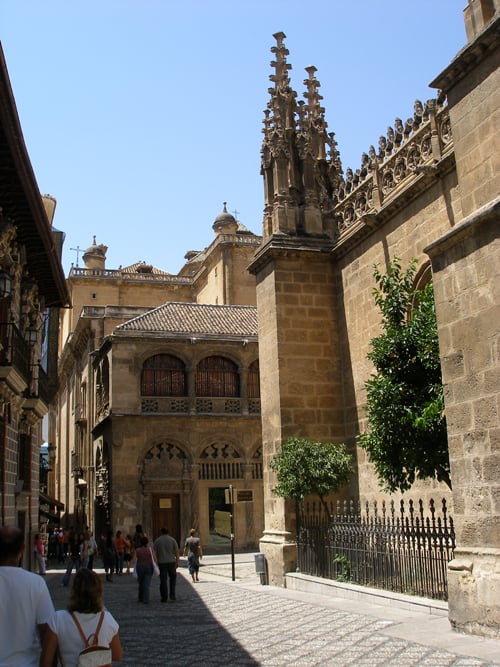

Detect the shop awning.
xmin=39 ymin=491 xmax=64 ymax=511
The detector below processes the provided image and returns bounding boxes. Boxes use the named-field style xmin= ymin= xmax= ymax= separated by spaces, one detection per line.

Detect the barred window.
xmin=248 ymin=360 xmax=260 ymax=398
xmin=141 ymin=354 xmax=186 ymax=396
xmin=18 ymin=432 xmax=31 ymax=486
xmin=195 ymin=356 xmax=239 ymax=397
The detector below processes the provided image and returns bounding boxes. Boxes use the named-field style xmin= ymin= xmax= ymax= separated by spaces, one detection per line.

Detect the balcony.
xmin=141 ymin=396 xmax=261 ymax=415
xmin=28 ymin=364 xmax=51 ymax=404
xmin=0 ymin=322 xmax=30 ymax=392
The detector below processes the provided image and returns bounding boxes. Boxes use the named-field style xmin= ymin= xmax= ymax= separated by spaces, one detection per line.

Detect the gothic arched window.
xmin=141 ymin=354 xmax=186 ymax=396
xmin=195 ymin=356 xmax=239 ymax=397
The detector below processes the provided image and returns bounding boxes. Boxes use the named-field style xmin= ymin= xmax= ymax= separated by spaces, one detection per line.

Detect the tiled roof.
xmin=121 ymin=262 xmax=171 ymax=275
xmin=116 ymin=302 xmax=258 ymax=337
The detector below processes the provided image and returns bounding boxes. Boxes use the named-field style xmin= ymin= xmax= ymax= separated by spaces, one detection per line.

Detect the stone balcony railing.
xmin=141 ymin=396 xmax=261 ymax=416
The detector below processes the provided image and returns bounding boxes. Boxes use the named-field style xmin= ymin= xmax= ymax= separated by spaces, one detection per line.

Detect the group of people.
xmin=131 ymin=525 xmax=202 ymax=604
xmin=60 ymin=529 xmax=98 ymax=586
xmin=0 ymin=523 xmax=203 ymax=665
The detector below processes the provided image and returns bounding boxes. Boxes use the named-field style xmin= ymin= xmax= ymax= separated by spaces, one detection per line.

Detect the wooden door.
xmin=152 ymin=493 xmax=180 ymax=544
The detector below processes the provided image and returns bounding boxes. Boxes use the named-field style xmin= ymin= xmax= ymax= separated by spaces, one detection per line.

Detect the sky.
xmin=2 ymin=1 xmax=467 ymax=275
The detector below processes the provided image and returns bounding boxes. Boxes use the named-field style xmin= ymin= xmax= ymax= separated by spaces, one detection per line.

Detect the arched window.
xmin=248 ymin=360 xmax=260 ymax=398
xmin=141 ymin=354 xmax=186 ymax=396
xmin=195 ymin=356 xmax=239 ymax=397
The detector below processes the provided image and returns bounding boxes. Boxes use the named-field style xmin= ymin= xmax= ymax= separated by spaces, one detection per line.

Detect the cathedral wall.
xmin=444 ymin=46 xmax=499 ymax=219
xmin=335 ymin=171 xmax=462 ymax=506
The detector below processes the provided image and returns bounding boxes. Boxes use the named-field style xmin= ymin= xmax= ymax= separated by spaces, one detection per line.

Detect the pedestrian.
xmin=102 ymin=529 xmax=115 ymax=582
xmin=183 ymin=528 xmax=203 ymax=583
xmin=132 ymin=523 xmax=144 ymax=551
xmin=79 ymin=531 xmax=91 ymax=569
xmin=56 ymin=528 xmax=65 ymax=563
xmin=0 ymin=525 xmax=55 ymax=666
xmin=61 ymin=529 xmax=81 ymax=587
xmin=87 ymin=530 xmax=98 ymax=571
xmin=41 ymin=568 xmax=123 ymax=667
xmin=34 ymin=532 xmax=47 ymax=576
xmin=114 ymin=529 xmax=126 ymax=574
xmin=124 ymin=534 xmax=132 ymax=573
xmin=133 ymin=535 xmax=158 ymax=604
xmin=154 ymin=526 xmax=180 ymax=602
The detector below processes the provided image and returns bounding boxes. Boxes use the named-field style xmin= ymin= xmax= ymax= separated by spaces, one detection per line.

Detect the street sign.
xmin=236 ymin=489 xmax=253 ymax=502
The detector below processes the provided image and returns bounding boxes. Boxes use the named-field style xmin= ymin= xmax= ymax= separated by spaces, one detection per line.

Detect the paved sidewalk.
xmin=45 ymin=554 xmax=500 ymax=667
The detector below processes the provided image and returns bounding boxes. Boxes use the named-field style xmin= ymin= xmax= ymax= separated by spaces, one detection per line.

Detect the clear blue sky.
xmin=2 ymin=1 xmax=467 ymax=275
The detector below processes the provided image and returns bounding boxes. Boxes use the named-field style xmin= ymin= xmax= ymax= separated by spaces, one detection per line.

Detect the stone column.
xmin=249 ymin=237 xmax=341 ymax=585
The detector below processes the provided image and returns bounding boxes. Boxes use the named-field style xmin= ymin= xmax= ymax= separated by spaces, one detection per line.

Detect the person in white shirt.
xmin=42 ymin=567 xmax=123 ymax=667
xmin=0 ymin=525 xmax=55 ymax=667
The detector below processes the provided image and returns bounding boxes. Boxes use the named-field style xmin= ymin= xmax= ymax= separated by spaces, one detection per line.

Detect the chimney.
xmin=42 ymin=195 xmax=57 ymax=225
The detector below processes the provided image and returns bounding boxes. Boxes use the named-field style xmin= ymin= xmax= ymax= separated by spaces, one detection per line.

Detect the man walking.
xmin=153 ymin=527 xmax=179 ymax=602
xmin=0 ymin=525 xmax=55 ymax=666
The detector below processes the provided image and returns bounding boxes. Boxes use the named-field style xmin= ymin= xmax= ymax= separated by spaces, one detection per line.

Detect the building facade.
xmin=51 ymin=208 xmax=264 ymax=549
xmin=250 ymin=0 xmax=499 ymax=638
xmin=0 ymin=44 xmax=70 ymax=566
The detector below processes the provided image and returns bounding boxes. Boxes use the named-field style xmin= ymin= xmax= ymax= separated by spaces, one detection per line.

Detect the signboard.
xmin=224 ymin=488 xmax=254 ymax=503
xmin=236 ymin=489 xmax=253 ymax=503
xmin=159 ymin=498 xmax=172 ymax=509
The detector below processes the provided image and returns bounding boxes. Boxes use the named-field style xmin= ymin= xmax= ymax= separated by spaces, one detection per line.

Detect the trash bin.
xmin=254 ymin=553 xmax=267 ymax=585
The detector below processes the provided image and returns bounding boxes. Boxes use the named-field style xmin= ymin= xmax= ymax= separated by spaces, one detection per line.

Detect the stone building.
xmin=51 ymin=207 xmax=264 ymax=549
xmin=249 ymin=0 xmax=499 ymax=638
xmin=50 ymin=0 xmax=498 ymax=638
xmin=0 ymin=43 xmax=70 ymax=565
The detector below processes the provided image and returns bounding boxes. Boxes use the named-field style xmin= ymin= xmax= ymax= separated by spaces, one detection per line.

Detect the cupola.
xmin=82 ymin=236 xmax=108 ymax=270
xmin=213 ymin=202 xmax=238 ymax=235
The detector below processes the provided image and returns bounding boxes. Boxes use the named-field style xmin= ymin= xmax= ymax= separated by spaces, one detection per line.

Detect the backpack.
xmin=70 ymin=611 xmax=112 ymax=667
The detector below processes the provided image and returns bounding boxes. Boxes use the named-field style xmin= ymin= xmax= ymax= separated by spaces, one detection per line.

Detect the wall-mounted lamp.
xmin=0 ymin=270 xmax=12 ymax=299
xmin=24 ymin=327 xmax=38 ymax=344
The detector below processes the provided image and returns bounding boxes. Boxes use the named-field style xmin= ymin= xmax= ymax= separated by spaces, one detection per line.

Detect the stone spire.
xmin=260 ymin=33 xmax=342 ymax=241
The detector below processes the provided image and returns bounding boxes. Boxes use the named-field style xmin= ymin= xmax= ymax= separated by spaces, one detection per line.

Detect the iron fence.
xmin=297 ymin=497 xmax=455 ymax=601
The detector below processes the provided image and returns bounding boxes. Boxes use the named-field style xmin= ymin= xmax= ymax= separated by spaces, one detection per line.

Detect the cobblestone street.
xmin=45 ymin=556 xmax=500 ymax=667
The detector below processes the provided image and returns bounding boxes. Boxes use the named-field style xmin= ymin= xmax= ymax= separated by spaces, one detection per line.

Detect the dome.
xmin=82 ymin=236 xmax=108 ymax=270
xmin=213 ymin=202 xmax=238 ymax=235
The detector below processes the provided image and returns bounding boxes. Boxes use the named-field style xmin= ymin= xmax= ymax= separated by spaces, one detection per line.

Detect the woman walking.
xmin=133 ymin=535 xmax=157 ymax=604
xmin=41 ymin=568 xmax=122 ymax=666
xmin=183 ymin=528 xmax=203 ymax=583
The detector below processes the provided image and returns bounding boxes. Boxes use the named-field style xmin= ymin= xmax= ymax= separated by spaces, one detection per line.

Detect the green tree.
xmin=270 ymin=437 xmax=353 ymax=513
xmin=358 ymin=257 xmax=451 ymax=492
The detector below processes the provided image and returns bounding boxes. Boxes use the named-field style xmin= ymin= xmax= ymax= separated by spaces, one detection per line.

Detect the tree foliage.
xmin=270 ymin=437 xmax=353 ymax=512
xmin=357 ymin=258 xmax=451 ymax=492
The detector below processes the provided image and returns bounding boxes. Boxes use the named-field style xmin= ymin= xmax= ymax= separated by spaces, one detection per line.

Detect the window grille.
xmin=195 ymin=356 xmax=239 ymax=397
xmin=248 ymin=360 xmax=260 ymax=398
xmin=141 ymin=354 xmax=186 ymax=396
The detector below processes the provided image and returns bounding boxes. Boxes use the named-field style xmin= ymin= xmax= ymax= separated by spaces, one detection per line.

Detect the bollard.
xmin=254 ymin=553 xmax=267 ymax=585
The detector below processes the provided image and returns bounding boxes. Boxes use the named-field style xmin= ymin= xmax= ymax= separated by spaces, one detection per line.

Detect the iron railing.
xmin=297 ymin=497 xmax=455 ymax=601
xmin=0 ymin=321 xmax=30 ymax=382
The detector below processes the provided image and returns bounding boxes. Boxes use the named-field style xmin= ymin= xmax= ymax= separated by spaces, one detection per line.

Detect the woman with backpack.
xmin=41 ymin=568 xmax=122 ymax=666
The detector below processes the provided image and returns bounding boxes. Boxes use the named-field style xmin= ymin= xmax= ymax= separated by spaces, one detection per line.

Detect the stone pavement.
xmin=45 ymin=554 xmax=500 ymax=667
